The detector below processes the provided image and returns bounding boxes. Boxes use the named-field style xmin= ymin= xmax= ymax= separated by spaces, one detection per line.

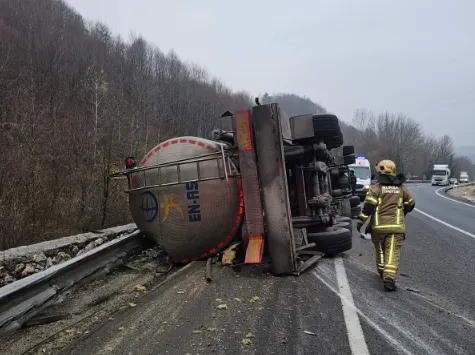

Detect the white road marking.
xmin=435 ymin=186 xmax=475 ymax=208
xmin=333 ymin=257 xmax=370 ymax=355
xmin=313 ymin=267 xmax=413 ymax=355
xmin=414 ymin=208 xmax=475 ymax=240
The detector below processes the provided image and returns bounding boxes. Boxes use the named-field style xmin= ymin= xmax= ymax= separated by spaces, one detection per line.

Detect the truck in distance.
xmin=459 ymin=171 xmax=469 ymax=183
xmin=431 ymin=164 xmax=451 ymax=186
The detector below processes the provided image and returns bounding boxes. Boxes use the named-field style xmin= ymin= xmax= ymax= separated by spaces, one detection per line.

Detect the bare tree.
xmin=0 ymin=0 xmax=251 ymax=249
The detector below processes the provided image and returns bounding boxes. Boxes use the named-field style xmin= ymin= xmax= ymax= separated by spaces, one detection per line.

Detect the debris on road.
xmin=303 ymin=330 xmax=317 ymax=336
xmin=206 ymin=257 xmax=212 ymax=282
xmin=134 ymin=285 xmax=146 ymax=292
xmin=222 ymin=242 xmax=240 ymax=265
xmin=216 ymin=304 xmax=228 ymax=310
xmin=250 ymin=296 xmax=260 ymax=303
xmin=242 ymin=338 xmax=252 ymax=345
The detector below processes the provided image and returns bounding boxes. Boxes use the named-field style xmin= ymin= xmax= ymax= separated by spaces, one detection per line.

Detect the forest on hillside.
xmin=264 ymin=94 xmax=474 ymax=180
xmin=0 ymin=0 xmax=251 ymax=249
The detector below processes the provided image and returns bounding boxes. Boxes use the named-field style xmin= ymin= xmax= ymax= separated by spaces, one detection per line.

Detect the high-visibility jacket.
xmin=358 ymin=183 xmax=415 ymax=234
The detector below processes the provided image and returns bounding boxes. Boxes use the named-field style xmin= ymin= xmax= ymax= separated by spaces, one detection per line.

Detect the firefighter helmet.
xmin=376 ymin=160 xmax=396 ymax=176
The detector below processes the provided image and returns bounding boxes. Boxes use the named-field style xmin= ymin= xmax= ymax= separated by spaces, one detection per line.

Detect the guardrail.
xmin=0 ymin=230 xmax=145 ymax=335
xmin=405 ymin=180 xmax=431 ymax=183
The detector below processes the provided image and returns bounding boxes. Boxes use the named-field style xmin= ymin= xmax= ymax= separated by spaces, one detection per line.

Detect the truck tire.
xmin=312 ymin=114 xmax=341 ymax=132
xmin=325 ymin=133 xmax=344 ymax=150
xmin=334 ymin=221 xmax=352 ymax=237
xmin=332 ymin=189 xmax=343 ymax=198
xmin=312 ymin=115 xmax=343 ymax=149
xmin=349 ymin=195 xmax=361 ymax=207
xmin=338 ymin=175 xmax=350 ymax=188
xmin=343 ymin=145 xmax=355 ymax=156
xmin=336 ymin=216 xmax=352 ymax=223
xmin=351 ymin=205 xmax=361 ymax=218
xmin=344 ymin=154 xmax=356 ymax=165
xmin=307 ymin=227 xmax=352 ymax=256
xmin=341 ymin=198 xmax=352 ymax=218
xmin=330 ymin=167 xmax=340 ymax=179
xmin=292 ymin=216 xmax=323 ymax=229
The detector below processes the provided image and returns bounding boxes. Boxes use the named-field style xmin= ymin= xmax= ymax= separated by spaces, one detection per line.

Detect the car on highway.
xmin=449 ymin=178 xmax=458 ymax=185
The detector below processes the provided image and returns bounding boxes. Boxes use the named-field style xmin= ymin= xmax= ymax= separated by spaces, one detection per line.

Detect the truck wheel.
xmin=351 ymin=205 xmax=361 ymax=218
xmin=334 ymin=221 xmax=352 ymax=237
xmin=330 ymin=167 xmax=340 ymax=179
xmin=312 ymin=114 xmax=341 ymax=132
xmin=341 ymin=198 xmax=352 ymax=218
xmin=323 ymin=132 xmax=343 ymax=149
xmin=338 ymin=175 xmax=350 ymax=188
xmin=311 ymin=115 xmax=343 ymax=149
xmin=349 ymin=195 xmax=361 ymax=207
xmin=343 ymin=145 xmax=355 ymax=156
xmin=332 ymin=189 xmax=343 ymax=197
xmin=344 ymin=154 xmax=356 ymax=165
xmin=307 ymin=227 xmax=352 ymax=256
xmin=292 ymin=216 xmax=323 ymax=229
xmin=336 ymin=216 xmax=352 ymax=223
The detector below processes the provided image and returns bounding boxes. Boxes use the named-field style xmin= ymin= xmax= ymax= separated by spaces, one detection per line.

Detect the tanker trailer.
xmin=124 ymin=137 xmax=243 ymax=264
xmin=111 ymin=103 xmax=353 ymax=275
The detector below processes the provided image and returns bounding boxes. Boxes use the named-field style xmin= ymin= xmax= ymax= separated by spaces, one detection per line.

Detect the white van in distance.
xmin=349 ymin=156 xmax=372 ymax=199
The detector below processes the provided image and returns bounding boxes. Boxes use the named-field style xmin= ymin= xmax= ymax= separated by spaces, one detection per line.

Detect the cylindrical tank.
xmin=128 ymin=136 xmax=244 ymax=263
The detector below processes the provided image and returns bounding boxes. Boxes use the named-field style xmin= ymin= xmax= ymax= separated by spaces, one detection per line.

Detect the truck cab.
xmin=431 ymin=164 xmax=451 ymax=186
xmin=348 ymin=156 xmax=372 ymax=199
xmin=459 ymin=172 xmax=469 ymax=183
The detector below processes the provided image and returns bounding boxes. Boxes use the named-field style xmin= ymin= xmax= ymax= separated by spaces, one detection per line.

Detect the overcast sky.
xmin=66 ymin=0 xmax=474 ymax=146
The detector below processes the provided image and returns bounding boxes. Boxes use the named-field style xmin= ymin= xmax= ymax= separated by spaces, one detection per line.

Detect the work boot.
xmin=383 ymin=279 xmax=397 ymax=292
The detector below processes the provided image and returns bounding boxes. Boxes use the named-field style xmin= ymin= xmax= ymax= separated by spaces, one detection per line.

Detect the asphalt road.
xmin=29 ymin=184 xmax=475 ymax=355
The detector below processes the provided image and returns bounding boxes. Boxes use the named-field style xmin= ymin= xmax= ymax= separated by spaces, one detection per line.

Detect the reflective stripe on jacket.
xmin=357 ymin=183 xmax=415 ymax=234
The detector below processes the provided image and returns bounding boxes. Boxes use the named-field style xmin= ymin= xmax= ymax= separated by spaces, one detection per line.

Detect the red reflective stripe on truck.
xmin=235 ymin=110 xmax=252 ymax=151
xmin=245 ymin=235 xmax=264 ymax=264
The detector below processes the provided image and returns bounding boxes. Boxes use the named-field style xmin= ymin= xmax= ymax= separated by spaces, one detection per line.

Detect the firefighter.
xmin=356 ymin=160 xmax=415 ymax=291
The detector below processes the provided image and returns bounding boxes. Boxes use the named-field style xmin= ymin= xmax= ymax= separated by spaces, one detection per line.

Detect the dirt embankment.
xmin=447 ymin=184 xmax=475 ymax=203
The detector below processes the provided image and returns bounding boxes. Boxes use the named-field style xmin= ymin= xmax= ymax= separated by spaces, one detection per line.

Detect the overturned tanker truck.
xmin=111 ymin=103 xmax=358 ymax=275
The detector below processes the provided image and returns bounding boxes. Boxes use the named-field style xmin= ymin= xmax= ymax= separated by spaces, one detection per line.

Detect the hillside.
xmin=261 ymin=93 xmax=326 ymax=116
xmin=0 ymin=0 xmax=251 ymax=249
